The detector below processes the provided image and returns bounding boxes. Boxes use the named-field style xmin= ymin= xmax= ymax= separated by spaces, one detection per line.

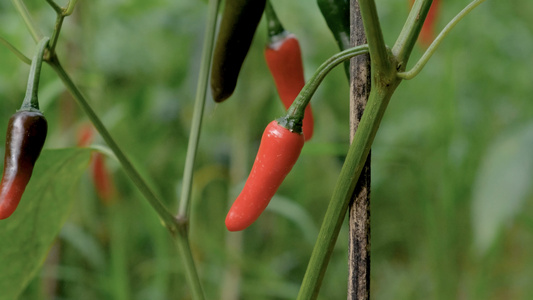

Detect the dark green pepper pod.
xmin=317 ymin=0 xmax=350 ymax=76
xmin=210 ymin=0 xmax=266 ymax=102
xmin=0 ymin=37 xmax=49 ymax=220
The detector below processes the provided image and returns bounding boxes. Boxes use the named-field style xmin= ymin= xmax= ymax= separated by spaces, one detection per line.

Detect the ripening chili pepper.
xmin=210 ymin=0 xmax=266 ymax=102
xmin=0 ymin=111 xmax=47 ymax=219
xmin=77 ymin=123 xmax=95 ymax=147
xmin=410 ymin=0 xmax=440 ymax=48
xmin=0 ymin=38 xmax=49 ymax=220
xmin=77 ymin=123 xmax=116 ymax=204
xmin=317 ymin=0 xmax=350 ymax=76
xmin=264 ymin=1 xmax=314 ymax=140
xmin=91 ymin=152 xmax=116 ymax=203
xmin=225 ymin=119 xmax=304 ymax=231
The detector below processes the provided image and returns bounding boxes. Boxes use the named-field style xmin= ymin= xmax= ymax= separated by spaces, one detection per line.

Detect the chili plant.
xmin=0 ymin=0 xmax=507 ymax=299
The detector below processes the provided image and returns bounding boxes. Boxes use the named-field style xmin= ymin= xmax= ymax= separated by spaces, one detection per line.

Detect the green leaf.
xmin=0 ymin=148 xmax=91 ymax=300
xmin=471 ymin=123 xmax=533 ymax=255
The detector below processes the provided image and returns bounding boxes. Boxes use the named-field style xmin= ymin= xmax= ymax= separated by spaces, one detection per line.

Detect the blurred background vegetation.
xmin=1 ymin=0 xmax=533 ymax=299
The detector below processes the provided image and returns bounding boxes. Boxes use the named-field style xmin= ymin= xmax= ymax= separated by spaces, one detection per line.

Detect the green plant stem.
xmin=296 ymin=76 xmax=400 ymax=300
xmin=282 ymin=45 xmax=369 ymax=131
xmin=392 ymin=0 xmax=433 ymax=68
xmin=175 ymin=233 xmax=205 ymax=300
xmin=48 ymin=56 xmax=179 ymax=234
xmin=64 ymin=0 xmax=79 ymax=16
xmin=46 ymin=0 xmax=79 ymax=58
xmin=397 ymin=0 xmax=487 ymax=80
xmin=0 ymin=36 xmax=31 ymax=64
xmin=178 ymin=0 xmax=221 ymax=219
xmin=21 ymin=37 xmax=49 ymax=111
xmin=358 ymin=0 xmax=390 ymax=74
xmin=297 ymin=1 xmax=402 ymax=297
xmin=45 ymin=0 xmax=62 ymax=13
xmin=50 ymin=55 xmax=207 ymax=299
xmin=11 ymin=0 xmax=42 ymax=42
xmin=48 ymin=13 xmax=65 ymax=57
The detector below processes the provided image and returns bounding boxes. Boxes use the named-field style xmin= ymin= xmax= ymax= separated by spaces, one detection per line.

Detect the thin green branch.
xmin=48 ymin=13 xmax=65 ymax=57
xmin=0 ymin=36 xmax=31 ymax=64
xmin=45 ymin=0 xmax=77 ymax=57
xmin=11 ymin=0 xmax=43 ymax=42
xmin=175 ymin=234 xmax=205 ymax=300
xmin=175 ymin=0 xmax=222 ymax=298
xmin=45 ymin=0 xmax=62 ymax=13
xmin=48 ymin=56 xmax=179 ymax=234
xmin=358 ymin=0 xmax=390 ymax=74
xmin=397 ymin=0 xmax=487 ymax=80
xmin=178 ymin=0 xmax=221 ymax=219
xmin=392 ymin=0 xmax=433 ymax=68
xmin=65 ymin=0 xmax=79 ymax=16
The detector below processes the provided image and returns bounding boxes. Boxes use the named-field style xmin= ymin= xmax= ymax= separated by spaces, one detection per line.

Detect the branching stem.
xmin=397 ymin=0 xmax=487 ymax=79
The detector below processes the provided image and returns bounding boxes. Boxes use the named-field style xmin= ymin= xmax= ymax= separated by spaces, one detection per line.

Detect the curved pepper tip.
xmin=211 ymin=85 xmax=233 ymax=103
xmin=225 ymin=211 xmax=251 ymax=232
xmin=0 ymin=181 xmax=26 ymax=220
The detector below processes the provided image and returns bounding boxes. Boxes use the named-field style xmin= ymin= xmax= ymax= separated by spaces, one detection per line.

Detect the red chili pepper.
xmin=91 ymin=152 xmax=116 ymax=203
xmin=410 ymin=0 xmax=440 ymax=47
xmin=265 ymin=35 xmax=315 ymax=141
xmin=77 ymin=123 xmax=95 ymax=147
xmin=76 ymin=123 xmax=116 ymax=204
xmin=225 ymin=120 xmax=304 ymax=231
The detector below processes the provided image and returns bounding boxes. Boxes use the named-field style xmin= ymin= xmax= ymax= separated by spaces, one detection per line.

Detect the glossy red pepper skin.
xmin=0 ymin=111 xmax=48 ymax=219
xmin=264 ymin=35 xmax=314 ymax=141
xmin=225 ymin=120 xmax=304 ymax=231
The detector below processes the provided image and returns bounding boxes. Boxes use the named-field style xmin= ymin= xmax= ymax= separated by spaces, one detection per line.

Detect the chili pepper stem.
xmin=264 ymin=0 xmax=285 ymax=39
xmin=284 ymin=44 xmax=369 ymax=131
xmin=21 ymin=37 xmax=49 ymax=112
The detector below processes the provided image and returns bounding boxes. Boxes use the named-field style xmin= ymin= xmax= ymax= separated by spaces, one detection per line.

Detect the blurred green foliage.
xmin=1 ymin=0 xmax=533 ymax=299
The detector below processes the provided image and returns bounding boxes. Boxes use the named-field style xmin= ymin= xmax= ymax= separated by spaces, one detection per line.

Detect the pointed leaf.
xmin=0 ymin=148 xmax=91 ymax=300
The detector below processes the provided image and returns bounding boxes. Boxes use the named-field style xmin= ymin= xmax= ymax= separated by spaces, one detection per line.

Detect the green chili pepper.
xmin=210 ymin=0 xmax=266 ymax=102
xmin=317 ymin=0 xmax=350 ymax=76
